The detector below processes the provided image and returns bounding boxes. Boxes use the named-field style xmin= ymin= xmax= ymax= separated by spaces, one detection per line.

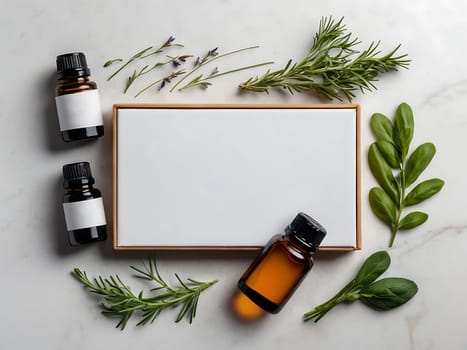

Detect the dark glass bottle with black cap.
xmin=55 ymin=52 xmax=104 ymax=142
xmin=237 ymin=212 xmax=327 ymax=314
xmin=62 ymin=162 xmax=107 ymax=246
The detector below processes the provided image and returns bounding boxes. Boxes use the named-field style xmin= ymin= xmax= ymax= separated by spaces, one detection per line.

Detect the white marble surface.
xmin=1 ymin=1 xmax=465 ymax=349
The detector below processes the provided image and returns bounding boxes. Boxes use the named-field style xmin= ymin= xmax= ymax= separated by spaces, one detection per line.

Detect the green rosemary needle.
xmin=239 ymin=16 xmax=410 ymax=101
xmin=73 ymin=259 xmax=218 ymax=330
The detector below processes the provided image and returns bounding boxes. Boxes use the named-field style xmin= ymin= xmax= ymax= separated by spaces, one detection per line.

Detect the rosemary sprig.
xmin=105 ymin=36 xmax=181 ymax=81
xmin=169 ymin=46 xmax=263 ymax=92
xmin=178 ymin=61 xmax=274 ymax=91
xmin=73 ymin=259 xmax=218 ymax=330
xmin=239 ymin=16 xmax=410 ymax=101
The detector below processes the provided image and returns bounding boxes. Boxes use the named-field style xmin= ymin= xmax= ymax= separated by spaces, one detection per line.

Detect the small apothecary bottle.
xmin=237 ymin=212 xmax=326 ymax=313
xmin=55 ymin=52 xmax=104 ymax=142
xmin=62 ymin=162 xmax=107 ymax=246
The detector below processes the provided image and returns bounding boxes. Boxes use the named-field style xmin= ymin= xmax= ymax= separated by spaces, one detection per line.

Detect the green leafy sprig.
xmin=304 ymin=251 xmax=418 ymax=323
xmin=73 ymin=259 xmax=218 ymax=330
xmin=239 ymin=16 xmax=410 ymax=101
xmin=369 ymin=102 xmax=444 ymax=247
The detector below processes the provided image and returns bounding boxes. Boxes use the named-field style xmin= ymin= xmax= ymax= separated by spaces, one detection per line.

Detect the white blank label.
xmin=55 ymin=90 xmax=103 ymax=131
xmin=63 ymin=198 xmax=106 ymax=231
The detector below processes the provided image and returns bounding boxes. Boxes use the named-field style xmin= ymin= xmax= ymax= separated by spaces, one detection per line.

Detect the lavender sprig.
xmin=135 ymin=69 xmax=186 ymax=97
xmin=124 ymin=55 xmax=192 ymax=93
xmin=193 ymin=47 xmax=219 ymax=67
xmin=169 ymin=46 xmax=261 ymax=92
xmin=105 ymin=36 xmax=182 ymax=81
xmin=178 ymin=61 xmax=274 ymax=91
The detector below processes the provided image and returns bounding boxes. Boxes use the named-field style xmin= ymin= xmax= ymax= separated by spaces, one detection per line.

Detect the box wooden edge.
xmin=355 ymin=104 xmax=362 ymax=250
xmin=112 ymin=103 xmax=361 ymax=252
xmin=112 ymin=105 xmax=119 ymax=250
xmin=112 ymin=245 xmax=356 ymax=252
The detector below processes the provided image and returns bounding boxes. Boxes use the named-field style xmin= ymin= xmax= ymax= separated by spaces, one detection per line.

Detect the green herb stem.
xmin=178 ymin=61 xmax=274 ymax=91
xmin=139 ymin=43 xmax=183 ymax=60
xmin=106 ymin=36 xmax=182 ymax=82
xmin=134 ymin=77 xmax=165 ymax=97
xmin=107 ymin=46 xmax=153 ymax=81
xmin=135 ymin=69 xmax=186 ymax=97
xmin=124 ymin=55 xmax=192 ymax=93
xmin=169 ymin=46 xmax=260 ymax=92
xmin=390 ymin=163 xmax=406 ymax=247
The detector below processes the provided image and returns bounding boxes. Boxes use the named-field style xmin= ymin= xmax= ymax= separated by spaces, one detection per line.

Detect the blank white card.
xmin=115 ymin=106 xmax=359 ymax=249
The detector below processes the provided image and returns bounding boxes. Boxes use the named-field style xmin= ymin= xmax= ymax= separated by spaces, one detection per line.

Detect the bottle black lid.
xmin=63 ymin=162 xmax=94 ymax=188
xmin=56 ymin=52 xmax=90 ymax=79
xmin=285 ymin=212 xmax=327 ymax=252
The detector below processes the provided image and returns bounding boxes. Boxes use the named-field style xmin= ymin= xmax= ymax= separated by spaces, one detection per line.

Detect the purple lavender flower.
xmin=179 ymin=55 xmax=191 ymax=62
xmin=163 ymin=36 xmax=176 ymax=48
xmin=159 ymin=76 xmax=172 ymax=90
xmin=172 ymin=55 xmax=192 ymax=67
xmin=199 ymin=82 xmax=212 ymax=89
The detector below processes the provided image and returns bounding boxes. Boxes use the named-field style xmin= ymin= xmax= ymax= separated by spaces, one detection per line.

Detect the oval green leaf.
xmin=368 ymin=144 xmax=399 ymax=202
xmin=404 ymin=178 xmax=444 ymax=206
xmin=376 ymin=140 xmax=400 ymax=169
xmin=369 ymin=187 xmax=396 ymax=225
xmin=405 ymin=143 xmax=436 ymax=187
xmin=398 ymin=211 xmax=428 ymax=230
xmin=354 ymin=251 xmax=391 ymax=287
xmin=394 ymin=102 xmax=414 ymax=159
xmin=371 ymin=113 xmax=394 ymax=143
xmin=360 ymin=277 xmax=418 ymax=310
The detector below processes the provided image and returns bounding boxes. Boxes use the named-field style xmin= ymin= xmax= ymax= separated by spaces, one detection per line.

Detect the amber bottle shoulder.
xmin=55 ymin=77 xmax=97 ymax=96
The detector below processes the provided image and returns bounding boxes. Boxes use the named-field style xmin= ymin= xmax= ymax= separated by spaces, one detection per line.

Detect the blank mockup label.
xmin=55 ymin=90 xmax=103 ymax=131
xmin=63 ymin=198 xmax=106 ymax=231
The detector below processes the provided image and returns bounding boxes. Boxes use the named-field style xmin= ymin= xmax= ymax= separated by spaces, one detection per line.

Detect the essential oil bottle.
xmin=62 ymin=162 xmax=107 ymax=246
xmin=55 ymin=52 xmax=104 ymax=142
xmin=236 ymin=212 xmax=326 ymax=315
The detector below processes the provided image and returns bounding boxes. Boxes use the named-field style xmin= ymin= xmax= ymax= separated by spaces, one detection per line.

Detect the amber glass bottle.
xmin=62 ymin=162 xmax=107 ymax=246
xmin=237 ymin=212 xmax=326 ymax=314
xmin=55 ymin=52 xmax=104 ymax=142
